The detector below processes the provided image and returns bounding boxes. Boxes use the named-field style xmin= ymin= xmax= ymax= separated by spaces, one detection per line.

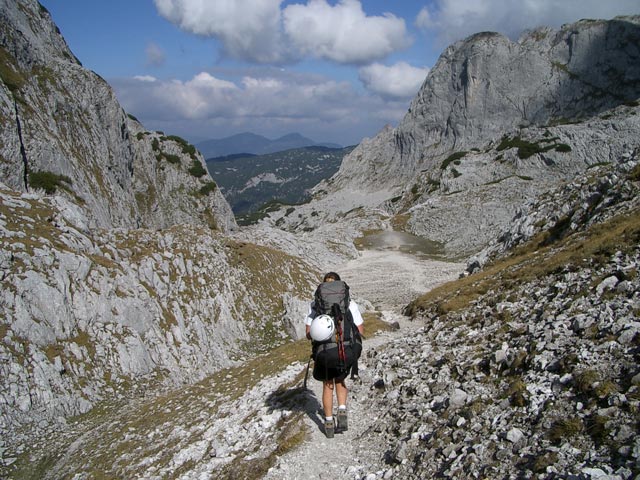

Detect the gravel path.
xmin=263 ymin=250 xmax=464 ymax=479
xmin=8 ymin=249 xmax=463 ymax=480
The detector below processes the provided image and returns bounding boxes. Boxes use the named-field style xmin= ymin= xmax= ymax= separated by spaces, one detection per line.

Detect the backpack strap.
xmin=315 ymin=339 xmax=355 ymax=353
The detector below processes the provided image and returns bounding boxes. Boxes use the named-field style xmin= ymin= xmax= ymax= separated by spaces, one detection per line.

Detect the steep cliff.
xmin=0 ymin=0 xmax=235 ymax=231
xmin=0 ymin=187 xmax=317 ymax=454
xmin=0 ymin=0 xmax=320 ymax=451
xmin=336 ymin=17 xmax=640 ymax=190
xmin=303 ymin=16 xmax=640 ymax=257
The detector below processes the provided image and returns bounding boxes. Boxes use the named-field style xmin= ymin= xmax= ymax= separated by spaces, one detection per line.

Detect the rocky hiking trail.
xmin=10 ymin=248 xmax=463 ymax=480
xmin=263 ymin=250 xmax=464 ymax=479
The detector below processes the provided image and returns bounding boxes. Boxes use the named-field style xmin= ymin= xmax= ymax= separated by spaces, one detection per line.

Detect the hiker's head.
xmin=323 ymin=272 xmax=341 ymax=282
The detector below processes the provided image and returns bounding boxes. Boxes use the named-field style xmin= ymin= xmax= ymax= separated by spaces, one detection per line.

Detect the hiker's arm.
xmin=349 ymin=301 xmax=365 ymax=337
xmin=306 ymin=325 xmax=312 ymax=340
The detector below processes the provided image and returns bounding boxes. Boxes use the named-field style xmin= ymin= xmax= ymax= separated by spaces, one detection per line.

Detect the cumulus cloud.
xmin=359 ymin=62 xmax=429 ymax=99
xmin=133 ymin=75 xmax=158 ymax=82
xmin=283 ymin=0 xmax=411 ymax=64
xmin=113 ymin=70 xmax=408 ymax=145
xmin=417 ymin=0 xmax=640 ymax=45
xmin=118 ymin=71 xmax=352 ymax=123
xmin=153 ymin=0 xmax=412 ymax=65
xmin=153 ymin=0 xmax=289 ymax=63
xmin=145 ymin=42 xmax=166 ymax=67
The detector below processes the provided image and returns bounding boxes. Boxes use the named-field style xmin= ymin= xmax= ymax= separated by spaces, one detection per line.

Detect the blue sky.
xmin=40 ymin=0 xmax=639 ymax=146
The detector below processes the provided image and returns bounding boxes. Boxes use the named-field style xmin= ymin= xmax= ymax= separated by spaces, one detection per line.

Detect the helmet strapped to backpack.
xmin=310 ymin=314 xmax=335 ymax=342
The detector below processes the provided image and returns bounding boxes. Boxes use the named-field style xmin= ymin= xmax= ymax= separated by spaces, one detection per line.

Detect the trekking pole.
xmin=303 ymin=354 xmax=312 ymax=389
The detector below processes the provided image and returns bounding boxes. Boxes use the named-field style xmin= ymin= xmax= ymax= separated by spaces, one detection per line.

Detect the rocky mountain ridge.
xmin=0 ymin=0 xmax=319 ymax=462
xmin=197 ymin=132 xmax=342 ymax=159
xmin=335 ymin=16 xmax=640 ymax=192
xmin=1 ymin=3 xmax=640 ymax=478
xmin=268 ymin=16 xmax=640 ymax=258
xmin=0 ymin=0 xmax=235 ymax=232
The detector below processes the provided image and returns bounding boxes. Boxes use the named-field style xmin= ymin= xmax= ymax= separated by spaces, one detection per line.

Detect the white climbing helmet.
xmin=310 ymin=314 xmax=335 ymax=342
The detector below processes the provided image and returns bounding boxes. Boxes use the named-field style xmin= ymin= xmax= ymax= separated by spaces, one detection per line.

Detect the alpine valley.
xmin=1 ymin=1 xmax=639 ymax=479
xmin=206 ymin=145 xmax=355 ymax=222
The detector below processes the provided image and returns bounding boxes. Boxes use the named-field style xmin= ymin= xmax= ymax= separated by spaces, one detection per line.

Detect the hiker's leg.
xmin=323 ymin=380 xmax=334 ymax=418
xmin=335 ymin=379 xmax=348 ymax=407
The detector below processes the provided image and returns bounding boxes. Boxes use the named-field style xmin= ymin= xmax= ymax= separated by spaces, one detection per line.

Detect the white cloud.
xmin=133 ymin=75 xmax=158 ymax=82
xmin=145 ymin=42 xmax=166 ymax=67
xmin=417 ymin=0 xmax=640 ymax=45
xmin=153 ymin=0 xmax=412 ymax=65
xmin=113 ymin=70 xmax=408 ymax=145
xmin=359 ymin=62 xmax=429 ymax=99
xmin=283 ymin=0 xmax=411 ymax=64
xmin=415 ymin=6 xmax=434 ymax=31
xmin=153 ymin=0 xmax=289 ymax=63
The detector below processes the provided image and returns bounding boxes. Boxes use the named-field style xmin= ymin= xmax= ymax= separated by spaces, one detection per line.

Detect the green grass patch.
xmin=496 ymin=135 xmax=571 ymax=159
xmin=0 ymin=46 xmax=26 ymax=92
xmin=188 ymin=159 xmax=207 ymax=177
xmin=198 ymin=181 xmax=217 ymax=196
xmin=28 ymin=171 xmax=73 ymax=194
xmin=441 ymin=151 xmax=467 ymax=170
xmin=554 ymin=143 xmax=572 ymax=153
xmin=165 ymin=135 xmax=196 ymax=158
xmin=504 ymin=378 xmax=529 ymax=407
xmin=404 ymin=207 xmax=640 ymax=317
xmin=162 ymin=153 xmax=180 ymax=164
xmin=548 ymin=417 xmax=583 ymax=444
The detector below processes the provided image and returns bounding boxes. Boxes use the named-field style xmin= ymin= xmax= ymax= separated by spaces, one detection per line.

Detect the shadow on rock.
xmin=265 ymin=384 xmax=324 ymax=432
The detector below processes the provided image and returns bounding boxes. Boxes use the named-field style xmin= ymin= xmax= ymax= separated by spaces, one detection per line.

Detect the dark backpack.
xmin=311 ymin=280 xmax=362 ymax=379
xmin=314 ymin=280 xmax=350 ymax=316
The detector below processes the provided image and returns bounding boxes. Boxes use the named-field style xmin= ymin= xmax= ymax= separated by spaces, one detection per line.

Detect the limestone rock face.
xmin=468 ymin=151 xmax=640 ymax=271
xmin=0 ymin=0 xmax=296 ymax=449
xmin=322 ymin=16 xmax=640 ymax=256
xmin=0 ymin=187 xmax=317 ymax=445
xmin=338 ymin=17 xmax=640 ymax=190
xmin=397 ymin=19 xmax=640 ymax=171
xmin=0 ymin=0 xmax=236 ymax=232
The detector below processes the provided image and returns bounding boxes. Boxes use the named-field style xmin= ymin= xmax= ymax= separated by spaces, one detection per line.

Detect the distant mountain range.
xmin=206 ymin=145 xmax=355 ymax=222
xmin=196 ymin=132 xmax=342 ymax=159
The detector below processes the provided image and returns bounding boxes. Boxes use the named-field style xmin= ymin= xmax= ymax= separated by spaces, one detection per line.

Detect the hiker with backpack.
xmin=305 ymin=272 xmax=364 ymax=438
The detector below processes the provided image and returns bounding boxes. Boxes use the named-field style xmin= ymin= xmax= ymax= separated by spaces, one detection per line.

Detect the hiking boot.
xmin=324 ymin=419 xmax=335 ymax=438
xmin=337 ymin=409 xmax=348 ymax=431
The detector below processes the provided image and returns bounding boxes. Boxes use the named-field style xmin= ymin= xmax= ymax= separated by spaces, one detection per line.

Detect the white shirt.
xmin=305 ymin=300 xmax=364 ymax=326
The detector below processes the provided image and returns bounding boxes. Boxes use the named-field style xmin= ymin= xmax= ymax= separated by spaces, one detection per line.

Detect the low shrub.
xmin=497 ymin=135 xmax=572 ymax=159
xmin=163 ymin=153 xmax=180 ymax=164
xmin=548 ymin=417 xmax=583 ymax=444
xmin=28 ymin=171 xmax=72 ymax=194
xmin=441 ymin=151 xmax=467 ymax=170
xmin=198 ymin=181 xmax=217 ymax=196
xmin=188 ymin=160 xmax=207 ymax=177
